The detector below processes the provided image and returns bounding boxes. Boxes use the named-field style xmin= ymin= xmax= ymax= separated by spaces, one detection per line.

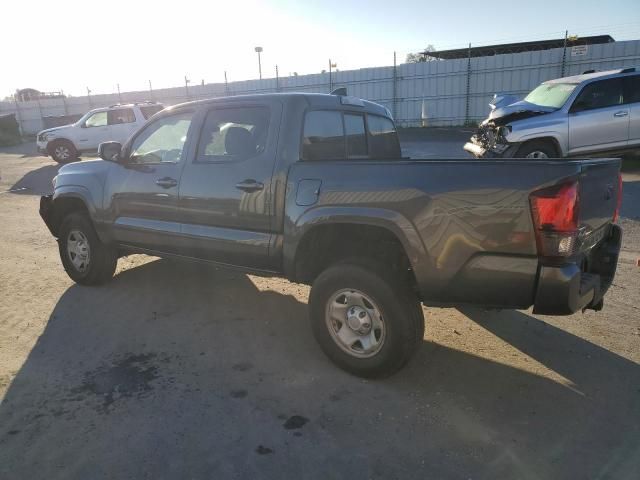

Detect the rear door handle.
xmin=614 ymin=110 xmax=628 ymax=117
xmin=235 ymin=179 xmax=264 ymax=192
xmin=155 ymin=177 xmax=178 ymax=188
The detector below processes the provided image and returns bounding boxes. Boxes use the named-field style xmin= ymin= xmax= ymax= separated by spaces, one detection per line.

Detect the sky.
xmin=1 ymin=0 xmax=639 ymax=98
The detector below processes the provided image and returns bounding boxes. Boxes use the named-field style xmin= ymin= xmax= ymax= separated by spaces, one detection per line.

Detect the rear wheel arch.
xmin=291 ymin=222 xmax=419 ymax=291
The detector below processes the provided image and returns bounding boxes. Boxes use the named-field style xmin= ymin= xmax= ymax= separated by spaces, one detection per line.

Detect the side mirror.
xmin=98 ymin=141 xmax=123 ymax=162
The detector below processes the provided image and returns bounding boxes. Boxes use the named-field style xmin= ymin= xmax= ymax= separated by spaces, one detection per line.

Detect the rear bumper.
xmin=533 ymin=224 xmax=622 ymax=315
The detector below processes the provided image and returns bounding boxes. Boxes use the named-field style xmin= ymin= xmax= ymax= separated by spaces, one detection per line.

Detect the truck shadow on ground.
xmin=0 ymin=259 xmax=638 ymax=479
xmin=9 ymin=164 xmax=60 ymax=195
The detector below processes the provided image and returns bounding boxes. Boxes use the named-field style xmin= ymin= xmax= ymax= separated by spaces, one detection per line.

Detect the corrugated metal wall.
xmin=2 ymin=40 xmax=639 ymax=134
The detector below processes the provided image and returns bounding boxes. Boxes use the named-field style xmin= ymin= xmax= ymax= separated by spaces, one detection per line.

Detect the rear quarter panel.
xmin=285 ymin=159 xmax=591 ymax=307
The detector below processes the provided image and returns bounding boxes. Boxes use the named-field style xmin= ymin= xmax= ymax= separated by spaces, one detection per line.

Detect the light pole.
xmin=255 ymin=46 xmax=263 ymax=80
xmin=329 ymin=60 xmax=337 ymax=92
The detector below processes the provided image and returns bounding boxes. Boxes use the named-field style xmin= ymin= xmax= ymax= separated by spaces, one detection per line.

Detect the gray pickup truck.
xmin=40 ymin=92 xmax=623 ymax=377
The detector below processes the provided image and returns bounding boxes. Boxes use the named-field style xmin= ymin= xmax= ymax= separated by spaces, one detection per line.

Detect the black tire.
xmin=58 ymin=212 xmax=117 ymax=285
xmin=48 ymin=139 xmax=79 ymax=164
xmin=309 ymin=261 xmax=424 ymax=378
xmin=515 ymin=140 xmax=559 ymax=159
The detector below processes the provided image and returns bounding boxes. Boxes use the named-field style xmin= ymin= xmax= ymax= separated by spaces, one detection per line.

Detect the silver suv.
xmin=465 ymin=67 xmax=640 ymax=159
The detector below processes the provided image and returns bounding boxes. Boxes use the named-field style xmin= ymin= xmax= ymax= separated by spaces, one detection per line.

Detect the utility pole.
xmin=561 ymin=30 xmax=568 ymax=77
xmin=329 ymin=59 xmax=337 ymax=92
xmin=393 ymin=51 xmax=397 ymax=120
xmin=255 ymin=47 xmax=263 ymax=80
xmin=184 ymin=75 xmax=190 ymax=99
xmin=224 ymin=71 xmax=229 ymax=96
xmin=117 ymin=83 xmax=122 ymax=103
xmin=275 ymin=65 xmax=279 ymax=92
xmin=149 ymin=80 xmax=154 ymax=100
xmin=87 ymin=87 xmax=92 ymax=108
xmin=465 ymin=43 xmax=472 ymax=125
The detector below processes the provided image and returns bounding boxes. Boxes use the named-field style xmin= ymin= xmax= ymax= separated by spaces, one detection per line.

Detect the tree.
xmin=406 ymin=45 xmax=436 ymax=63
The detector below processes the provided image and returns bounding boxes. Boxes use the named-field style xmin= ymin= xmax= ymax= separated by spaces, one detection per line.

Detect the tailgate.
xmin=578 ymin=159 xmax=621 ymax=235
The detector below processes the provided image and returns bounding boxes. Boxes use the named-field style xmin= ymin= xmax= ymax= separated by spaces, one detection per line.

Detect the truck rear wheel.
xmin=48 ymin=139 xmax=79 ymax=164
xmin=58 ymin=212 xmax=117 ymax=285
xmin=309 ymin=261 xmax=424 ymax=378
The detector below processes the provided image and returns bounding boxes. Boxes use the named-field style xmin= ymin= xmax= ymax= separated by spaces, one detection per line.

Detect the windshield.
xmin=524 ymin=82 xmax=577 ymax=109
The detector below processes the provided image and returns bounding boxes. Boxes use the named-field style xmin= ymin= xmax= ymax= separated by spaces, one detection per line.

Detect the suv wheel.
xmin=48 ymin=139 xmax=78 ymax=164
xmin=309 ymin=261 xmax=424 ymax=378
xmin=516 ymin=140 xmax=558 ymax=159
xmin=58 ymin=212 xmax=117 ymax=285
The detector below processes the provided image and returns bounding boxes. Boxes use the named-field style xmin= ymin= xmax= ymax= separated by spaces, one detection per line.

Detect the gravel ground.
xmin=0 ymin=137 xmax=639 ymax=479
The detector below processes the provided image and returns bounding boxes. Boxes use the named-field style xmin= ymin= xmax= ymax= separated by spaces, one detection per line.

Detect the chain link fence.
xmin=2 ymin=39 xmax=639 ymax=135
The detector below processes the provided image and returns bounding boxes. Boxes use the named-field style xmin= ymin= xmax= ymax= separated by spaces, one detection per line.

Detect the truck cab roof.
xmin=168 ymin=92 xmax=393 ymax=118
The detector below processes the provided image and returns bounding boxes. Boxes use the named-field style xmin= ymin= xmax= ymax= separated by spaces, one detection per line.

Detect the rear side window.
xmin=625 ymin=75 xmax=640 ymax=104
xmin=302 ymin=111 xmax=344 ymax=160
xmin=108 ymin=108 xmax=136 ymax=125
xmin=141 ymin=104 xmax=164 ymax=119
xmin=571 ymin=78 xmax=624 ymax=112
xmin=197 ymin=106 xmax=270 ymax=162
xmin=345 ymin=114 xmax=367 ymax=158
xmin=367 ymin=115 xmax=400 ymax=159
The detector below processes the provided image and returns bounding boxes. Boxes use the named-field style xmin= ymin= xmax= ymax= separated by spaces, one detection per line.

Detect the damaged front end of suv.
xmin=464 ymin=98 xmax=556 ymax=158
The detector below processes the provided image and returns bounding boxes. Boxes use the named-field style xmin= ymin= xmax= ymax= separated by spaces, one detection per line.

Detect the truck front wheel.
xmin=309 ymin=261 xmax=424 ymax=378
xmin=58 ymin=212 xmax=117 ymax=285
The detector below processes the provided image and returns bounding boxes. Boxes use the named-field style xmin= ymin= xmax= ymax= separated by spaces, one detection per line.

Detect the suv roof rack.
xmin=108 ymin=100 xmax=159 ymax=108
xmin=582 ymin=69 xmax=596 ymax=74
xmin=620 ymin=67 xmax=636 ymax=73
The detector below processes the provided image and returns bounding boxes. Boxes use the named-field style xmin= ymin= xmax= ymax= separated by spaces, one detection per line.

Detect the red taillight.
xmin=530 ymin=181 xmax=579 ymax=257
xmin=613 ymin=173 xmax=622 ymax=223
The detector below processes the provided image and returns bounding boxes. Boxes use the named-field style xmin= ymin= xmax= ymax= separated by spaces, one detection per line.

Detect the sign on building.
xmin=571 ymin=45 xmax=589 ymax=56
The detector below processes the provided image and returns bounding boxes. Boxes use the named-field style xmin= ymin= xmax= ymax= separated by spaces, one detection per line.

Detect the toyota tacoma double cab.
xmin=464 ymin=67 xmax=640 ymax=159
xmin=40 ymin=92 xmax=623 ymax=377
xmin=37 ymin=101 xmax=164 ymax=163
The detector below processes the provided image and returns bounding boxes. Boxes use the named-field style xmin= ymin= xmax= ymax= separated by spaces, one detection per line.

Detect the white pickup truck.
xmin=37 ymin=102 xmax=164 ymax=163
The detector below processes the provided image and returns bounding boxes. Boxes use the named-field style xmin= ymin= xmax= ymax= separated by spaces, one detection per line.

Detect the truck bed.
xmin=284 ymin=157 xmax=621 ymax=309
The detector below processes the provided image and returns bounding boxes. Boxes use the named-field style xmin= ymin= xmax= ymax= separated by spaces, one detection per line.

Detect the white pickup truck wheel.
xmin=48 ymin=139 xmax=79 ymax=164
xmin=309 ymin=261 xmax=424 ymax=378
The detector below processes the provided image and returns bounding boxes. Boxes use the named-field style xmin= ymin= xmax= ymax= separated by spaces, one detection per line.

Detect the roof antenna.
xmin=330 ymin=87 xmax=347 ymax=96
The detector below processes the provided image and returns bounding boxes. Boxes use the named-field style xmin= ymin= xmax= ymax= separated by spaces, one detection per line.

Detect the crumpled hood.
xmin=488 ymin=100 xmax=557 ymax=123
xmin=38 ymin=124 xmax=75 ymax=135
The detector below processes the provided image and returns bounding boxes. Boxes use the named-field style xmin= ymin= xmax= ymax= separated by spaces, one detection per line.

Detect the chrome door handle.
xmin=155 ymin=177 xmax=178 ymax=188
xmin=235 ymin=179 xmax=264 ymax=192
xmin=614 ymin=111 xmax=628 ymax=117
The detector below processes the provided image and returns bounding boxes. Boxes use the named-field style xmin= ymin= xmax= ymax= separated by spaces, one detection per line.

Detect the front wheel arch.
xmin=515 ymin=138 xmax=562 ymax=158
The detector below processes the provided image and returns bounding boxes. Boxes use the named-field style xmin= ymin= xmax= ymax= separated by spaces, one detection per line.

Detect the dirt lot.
xmin=1 ymin=139 xmax=639 ymax=479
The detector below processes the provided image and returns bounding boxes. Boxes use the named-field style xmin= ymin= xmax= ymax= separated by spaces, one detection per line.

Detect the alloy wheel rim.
xmin=525 ymin=150 xmax=549 ymax=159
xmin=325 ymin=288 xmax=386 ymax=358
xmin=67 ymin=230 xmax=90 ymax=272
xmin=55 ymin=146 xmax=70 ymax=160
